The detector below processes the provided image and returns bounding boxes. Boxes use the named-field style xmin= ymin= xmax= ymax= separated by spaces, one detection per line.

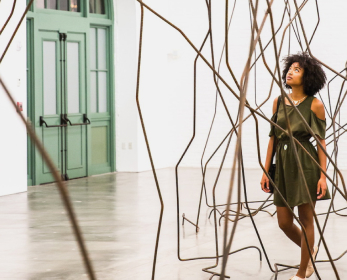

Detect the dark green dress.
xmin=269 ymin=95 xmax=331 ymax=207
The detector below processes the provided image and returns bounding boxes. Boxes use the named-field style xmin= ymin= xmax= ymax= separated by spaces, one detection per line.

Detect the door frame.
xmin=27 ymin=18 xmax=35 ymax=186
xmin=26 ymin=0 xmax=115 ymax=185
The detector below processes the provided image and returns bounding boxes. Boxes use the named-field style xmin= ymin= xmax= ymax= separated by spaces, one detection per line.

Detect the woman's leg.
xmin=296 ymin=202 xmax=316 ymax=278
xmin=277 ymin=206 xmax=301 ymax=247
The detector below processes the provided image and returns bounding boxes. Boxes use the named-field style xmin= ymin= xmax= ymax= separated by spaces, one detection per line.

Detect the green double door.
xmin=35 ymin=30 xmax=89 ymax=183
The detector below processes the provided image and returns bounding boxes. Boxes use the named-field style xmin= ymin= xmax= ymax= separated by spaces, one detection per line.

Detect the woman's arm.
xmin=311 ymin=98 xmax=327 ymax=199
xmin=264 ymin=136 xmax=276 ymax=173
xmin=316 ymin=138 xmax=327 ymax=199
xmin=261 ymin=97 xmax=278 ymax=193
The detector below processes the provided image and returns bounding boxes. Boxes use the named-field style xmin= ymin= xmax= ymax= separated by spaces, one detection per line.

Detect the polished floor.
xmin=0 ymin=168 xmax=346 ymax=279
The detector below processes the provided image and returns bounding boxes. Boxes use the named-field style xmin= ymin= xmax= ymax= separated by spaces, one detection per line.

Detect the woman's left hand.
xmin=317 ymin=178 xmax=327 ymax=199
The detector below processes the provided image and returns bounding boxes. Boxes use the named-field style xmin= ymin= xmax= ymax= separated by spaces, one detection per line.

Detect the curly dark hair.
xmin=281 ymin=52 xmax=326 ymax=96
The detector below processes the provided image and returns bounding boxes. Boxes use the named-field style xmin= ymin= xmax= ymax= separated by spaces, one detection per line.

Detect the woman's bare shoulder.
xmin=311 ymin=97 xmax=325 ymax=120
xmin=272 ymin=96 xmax=279 ymax=115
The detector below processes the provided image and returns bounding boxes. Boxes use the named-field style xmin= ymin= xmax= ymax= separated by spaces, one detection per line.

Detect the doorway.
xmin=38 ymin=31 xmax=88 ymax=182
xmin=27 ymin=0 xmax=115 ymax=185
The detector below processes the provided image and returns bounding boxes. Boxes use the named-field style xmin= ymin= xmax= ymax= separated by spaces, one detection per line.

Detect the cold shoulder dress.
xmin=269 ymin=95 xmax=331 ymax=207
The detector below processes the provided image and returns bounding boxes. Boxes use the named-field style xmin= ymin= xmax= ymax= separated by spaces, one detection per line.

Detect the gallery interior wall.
xmin=1 ymin=0 xmax=346 ymax=196
xmin=123 ymin=0 xmax=347 ymax=172
xmin=0 ymin=0 xmax=27 ymax=196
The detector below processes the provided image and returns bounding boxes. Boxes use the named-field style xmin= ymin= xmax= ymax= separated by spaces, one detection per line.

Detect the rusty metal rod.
xmin=135 ymin=3 xmax=164 ymax=279
xmin=0 ymin=0 xmax=16 ymax=35
xmin=0 ymin=0 xmax=34 ymax=64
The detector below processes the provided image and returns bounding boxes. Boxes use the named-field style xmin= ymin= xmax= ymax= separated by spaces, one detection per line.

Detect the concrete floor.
xmin=0 ymin=168 xmax=346 ymax=279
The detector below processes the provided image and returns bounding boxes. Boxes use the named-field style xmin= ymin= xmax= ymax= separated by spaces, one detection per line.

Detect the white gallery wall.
xmin=0 ymin=0 xmax=345 ymax=197
xmin=0 ymin=0 xmax=27 ymax=195
xmin=114 ymin=0 xmax=140 ymax=172
xmin=115 ymin=0 xmax=347 ymax=172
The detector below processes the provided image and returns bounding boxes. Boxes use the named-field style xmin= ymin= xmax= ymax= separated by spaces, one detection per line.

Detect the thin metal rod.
xmin=134 ymin=1 xmax=347 ymax=279
xmin=0 ymin=0 xmax=34 ymax=64
xmin=135 ymin=3 xmax=164 ymax=279
xmin=0 ymin=0 xmax=16 ymax=35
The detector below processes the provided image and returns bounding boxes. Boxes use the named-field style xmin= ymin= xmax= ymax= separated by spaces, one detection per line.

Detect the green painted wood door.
xmin=27 ymin=1 xmax=115 ymax=186
xmin=35 ymin=30 xmax=88 ymax=184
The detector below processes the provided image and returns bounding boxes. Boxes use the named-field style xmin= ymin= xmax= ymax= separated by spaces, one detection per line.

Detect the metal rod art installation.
xmin=1 ymin=0 xmax=347 ymax=279
xmin=135 ymin=0 xmax=347 ymax=279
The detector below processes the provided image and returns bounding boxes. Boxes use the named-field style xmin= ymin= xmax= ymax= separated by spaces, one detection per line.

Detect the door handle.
xmin=40 ymin=116 xmax=67 ymax=127
xmin=63 ymin=114 xmax=91 ymax=126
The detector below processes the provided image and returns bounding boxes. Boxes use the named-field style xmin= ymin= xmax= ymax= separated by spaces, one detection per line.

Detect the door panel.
xmin=35 ymin=30 xmax=88 ymax=184
xmin=89 ymin=26 xmax=113 ymax=176
xmin=98 ymin=71 xmax=107 ymax=112
xmin=91 ymin=126 xmax=108 ymax=165
xmin=65 ymin=32 xmax=87 ymax=179
xmin=35 ymin=31 xmax=62 ymax=183
xmin=42 ymin=128 xmax=61 ymax=174
xmin=43 ymin=41 xmax=58 ymax=115
xmin=90 ymin=71 xmax=97 ymax=113
xmin=66 ymin=41 xmax=80 ymax=114
xmin=67 ymin=126 xmax=84 ymax=169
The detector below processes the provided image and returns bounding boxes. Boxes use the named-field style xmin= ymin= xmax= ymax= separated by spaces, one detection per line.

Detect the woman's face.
xmin=286 ymin=62 xmax=304 ymax=87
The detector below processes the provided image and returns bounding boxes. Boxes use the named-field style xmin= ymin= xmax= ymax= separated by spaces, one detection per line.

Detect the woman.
xmin=260 ymin=52 xmax=331 ymax=280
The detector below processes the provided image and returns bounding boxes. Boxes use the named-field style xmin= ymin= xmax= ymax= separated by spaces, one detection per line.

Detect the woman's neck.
xmin=290 ymin=86 xmax=306 ymax=100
